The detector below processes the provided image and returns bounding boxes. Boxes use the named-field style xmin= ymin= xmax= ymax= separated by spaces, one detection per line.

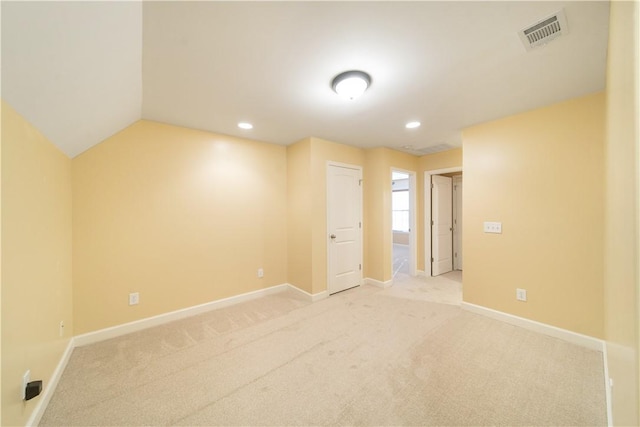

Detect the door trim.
xmin=326 ymin=161 xmax=363 ymax=293
xmin=453 ymin=175 xmax=463 ymax=270
xmin=424 ymin=166 xmax=462 ymax=276
xmin=391 ymin=167 xmax=417 ymax=277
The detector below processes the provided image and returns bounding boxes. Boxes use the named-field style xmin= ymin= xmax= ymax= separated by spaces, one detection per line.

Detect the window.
xmin=392 ymin=190 xmax=409 ymax=232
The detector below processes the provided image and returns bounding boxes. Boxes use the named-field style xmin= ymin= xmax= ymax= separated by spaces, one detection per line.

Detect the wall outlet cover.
xmin=22 ymin=370 xmax=30 ymax=400
xmin=516 ymin=288 xmax=527 ymax=301
xmin=129 ymin=292 xmax=140 ymax=305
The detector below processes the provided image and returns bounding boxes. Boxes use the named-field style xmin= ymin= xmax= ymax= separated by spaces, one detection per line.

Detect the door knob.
xmin=330 ymin=234 xmax=336 ymax=239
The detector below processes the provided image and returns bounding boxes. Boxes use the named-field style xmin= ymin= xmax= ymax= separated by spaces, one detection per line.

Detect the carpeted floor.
xmin=393 ymin=243 xmax=410 ymax=276
xmin=40 ymin=281 xmax=606 ymax=426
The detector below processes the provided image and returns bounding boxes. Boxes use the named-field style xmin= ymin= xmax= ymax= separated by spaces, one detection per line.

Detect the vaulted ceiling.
xmin=1 ymin=1 xmax=610 ymax=158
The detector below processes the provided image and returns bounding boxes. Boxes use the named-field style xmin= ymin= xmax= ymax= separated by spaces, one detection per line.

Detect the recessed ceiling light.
xmin=405 ymin=121 xmax=421 ymax=129
xmin=331 ymin=70 xmax=371 ymax=100
xmin=238 ymin=122 xmax=253 ymax=130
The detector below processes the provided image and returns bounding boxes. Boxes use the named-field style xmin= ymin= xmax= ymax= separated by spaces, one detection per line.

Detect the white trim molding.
xmin=28 ymin=282 xmax=331 ymax=425
xmin=285 ymin=283 xmax=329 ymax=302
xmin=461 ymin=302 xmax=604 ymax=352
xmin=391 ymin=167 xmax=418 ymax=277
xmin=364 ymin=277 xmax=393 ymax=288
xmin=75 ymin=284 xmax=291 ymax=347
xmin=462 ymin=302 xmax=610 ymax=425
xmin=26 ymin=339 xmax=75 ymax=426
xmin=602 ymin=343 xmax=612 ymax=426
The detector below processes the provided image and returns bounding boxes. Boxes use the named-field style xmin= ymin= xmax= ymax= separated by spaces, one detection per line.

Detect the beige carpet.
xmin=40 ymin=283 xmax=606 ymax=426
xmin=385 ymin=271 xmax=463 ymax=306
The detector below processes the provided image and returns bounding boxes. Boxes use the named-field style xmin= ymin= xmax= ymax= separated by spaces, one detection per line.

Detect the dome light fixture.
xmin=237 ymin=122 xmax=253 ymax=130
xmin=331 ymin=70 xmax=371 ymax=100
xmin=405 ymin=121 xmax=421 ymax=129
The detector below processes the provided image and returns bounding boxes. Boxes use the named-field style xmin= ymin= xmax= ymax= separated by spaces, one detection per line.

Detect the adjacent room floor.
xmin=41 ymin=273 xmax=606 ymax=426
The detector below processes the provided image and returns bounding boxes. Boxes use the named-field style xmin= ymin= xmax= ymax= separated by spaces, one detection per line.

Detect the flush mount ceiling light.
xmin=237 ymin=122 xmax=253 ymax=130
xmin=405 ymin=121 xmax=421 ymax=129
xmin=331 ymin=70 xmax=371 ymax=100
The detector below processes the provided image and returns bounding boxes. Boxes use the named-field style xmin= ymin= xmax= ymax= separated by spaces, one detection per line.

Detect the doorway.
xmin=392 ymin=169 xmax=416 ymax=278
xmin=327 ymin=163 xmax=363 ymax=294
xmin=425 ymin=167 xmax=463 ymax=277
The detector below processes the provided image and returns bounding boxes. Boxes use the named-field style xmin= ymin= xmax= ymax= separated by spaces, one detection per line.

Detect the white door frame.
xmin=327 ymin=161 xmax=363 ymax=293
xmin=424 ymin=166 xmax=462 ymax=276
xmin=391 ymin=167 xmax=417 ymax=277
xmin=453 ymin=175 xmax=463 ymax=270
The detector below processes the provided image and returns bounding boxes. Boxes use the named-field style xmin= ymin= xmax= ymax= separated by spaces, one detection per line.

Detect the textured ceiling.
xmin=2 ymin=1 xmax=610 ymax=158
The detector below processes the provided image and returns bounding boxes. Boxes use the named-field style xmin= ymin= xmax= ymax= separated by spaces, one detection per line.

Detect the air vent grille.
xmin=519 ymin=9 xmax=568 ymax=51
xmin=399 ymin=144 xmax=456 ymax=156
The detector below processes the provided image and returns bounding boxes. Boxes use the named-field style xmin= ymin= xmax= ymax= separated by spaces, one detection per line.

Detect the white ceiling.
xmin=2 ymin=1 xmax=609 ymax=158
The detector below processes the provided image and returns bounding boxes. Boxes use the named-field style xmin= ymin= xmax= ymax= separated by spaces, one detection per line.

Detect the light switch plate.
xmin=484 ymin=221 xmax=502 ymax=233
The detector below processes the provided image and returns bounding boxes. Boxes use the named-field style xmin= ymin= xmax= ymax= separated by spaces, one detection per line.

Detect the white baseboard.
xmin=602 ymin=343 xmax=612 ymax=426
xmin=364 ymin=277 xmax=393 ymax=288
xmin=285 ymin=283 xmax=329 ymax=302
xmin=461 ymin=302 xmax=604 ymax=352
xmin=74 ymin=284 xmax=290 ymax=347
xmin=26 ymin=338 xmax=75 ymax=426
xmin=416 ymin=270 xmax=427 ymax=278
xmin=30 ymin=282 xmax=332 ymax=426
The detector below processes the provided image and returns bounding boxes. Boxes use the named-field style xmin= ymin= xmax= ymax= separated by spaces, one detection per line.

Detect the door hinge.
xmin=359 ymin=179 xmax=363 ymax=186
xmin=359 ymin=222 xmax=362 ymax=228
xmin=359 ymin=264 xmax=362 ymax=271
xmin=431 ymin=183 xmax=434 ymax=189
xmin=431 ymin=257 xmax=434 ymax=263
xmin=431 ymin=220 xmax=434 ymax=226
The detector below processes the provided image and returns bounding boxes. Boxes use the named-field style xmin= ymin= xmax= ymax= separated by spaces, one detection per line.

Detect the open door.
xmin=431 ymin=175 xmax=453 ymax=276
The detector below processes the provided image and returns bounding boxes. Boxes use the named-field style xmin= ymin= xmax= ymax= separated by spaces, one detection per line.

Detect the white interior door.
xmin=327 ymin=164 xmax=362 ymax=294
xmin=453 ymin=175 xmax=463 ymax=270
xmin=432 ymin=175 xmax=453 ymax=276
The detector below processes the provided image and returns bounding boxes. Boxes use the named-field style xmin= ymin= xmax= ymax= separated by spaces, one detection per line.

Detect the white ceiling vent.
xmin=519 ymin=9 xmax=568 ymax=51
xmin=400 ymin=144 xmax=456 ymax=156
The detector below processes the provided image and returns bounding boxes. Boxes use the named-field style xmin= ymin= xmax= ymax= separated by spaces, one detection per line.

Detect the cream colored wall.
xmin=286 ymin=138 xmax=313 ymax=293
xmin=418 ymin=148 xmax=462 ymax=172
xmin=462 ymin=92 xmax=605 ymax=338
xmin=72 ymin=120 xmax=288 ymax=334
xmin=364 ymin=147 xmax=418 ymax=282
xmin=309 ymin=138 xmax=365 ymax=294
xmin=393 ymin=232 xmax=409 ymax=245
xmin=1 ymin=101 xmax=73 ymax=426
xmin=418 ymin=148 xmax=463 ymax=271
xmin=603 ymin=1 xmax=639 ymax=424
xmin=289 ymin=139 xmax=419 ymax=291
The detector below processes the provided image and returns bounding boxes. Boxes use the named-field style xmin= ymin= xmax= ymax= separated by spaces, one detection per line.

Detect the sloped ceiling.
xmin=2 ymin=1 xmax=610 ymax=158
xmin=1 ymin=2 xmax=142 ymax=157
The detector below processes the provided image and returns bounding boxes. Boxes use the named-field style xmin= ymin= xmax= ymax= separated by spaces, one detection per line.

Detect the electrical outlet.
xmin=516 ymin=288 xmax=527 ymax=301
xmin=59 ymin=320 xmax=65 ymax=337
xmin=129 ymin=292 xmax=139 ymax=306
xmin=22 ymin=370 xmax=30 ymax=400
xmin=257 ymin=268 xmax=264 ymax=278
